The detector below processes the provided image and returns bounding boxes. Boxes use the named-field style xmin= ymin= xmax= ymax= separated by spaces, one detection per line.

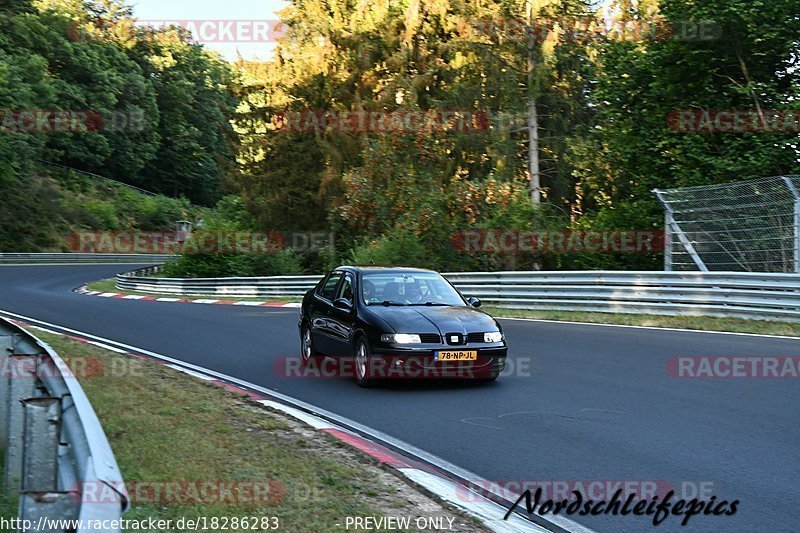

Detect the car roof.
xmin=336 ymin=265 xmax=437 ymax=275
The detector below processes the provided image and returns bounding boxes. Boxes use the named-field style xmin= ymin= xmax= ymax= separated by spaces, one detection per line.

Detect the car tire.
xmin=301 ymin=324 xmax=320 ymax=368
xmin=354 ymin=337 xmax=377 ymax=388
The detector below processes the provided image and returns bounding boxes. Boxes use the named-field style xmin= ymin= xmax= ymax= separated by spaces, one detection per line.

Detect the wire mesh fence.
xmin=654 ymin=176 xmax=800 ymax=272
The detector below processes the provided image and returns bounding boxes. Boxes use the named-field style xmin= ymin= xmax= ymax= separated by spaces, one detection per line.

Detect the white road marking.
xmin=165 ymin=364 xmax=216 ymax=380
xmin=399 ymin=468 xmax=551 ymax=533
xmin=499 ymin=316 xmax=800 ymax=340
xmin=84 ymin=340 xmax=128 ymax=353
xmin=259 ymin=400 xmax=332 ymax=430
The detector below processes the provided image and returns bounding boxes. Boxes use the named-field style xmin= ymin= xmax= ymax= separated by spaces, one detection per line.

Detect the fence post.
xmin=782 ymin=177 xmax=800 ymax=273
xmin=663 ymin=207 xmax=673 ymax=272
xmin=654 ymin=189 xmax=708 ymax=272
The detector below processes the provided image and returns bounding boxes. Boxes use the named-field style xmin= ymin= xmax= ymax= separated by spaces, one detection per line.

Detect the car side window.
xmin=318 ymin=272 xmax=343 ymax=301
xmin=336 ymin=274 xmax=354 ymax=304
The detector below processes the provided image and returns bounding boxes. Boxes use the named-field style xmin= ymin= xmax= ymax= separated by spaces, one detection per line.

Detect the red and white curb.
xmin=1 ymin=309 xmax=588 ymax=533
xmin=75 ymin=286 xmax=301 ymax=308
xmin=258 ymin=400 xmax=550 ymax=532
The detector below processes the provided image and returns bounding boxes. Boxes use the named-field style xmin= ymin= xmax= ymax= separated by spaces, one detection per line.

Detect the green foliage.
xmin=573 ymin=0 xmax=800 ymax=216
xmin=0 ymin=174 xmax=65 ymax=251
xmin=0 ymin=168 xmax=198 ymax=252
xmin=199 ymin=195 xmax=259 ymax=231
xmin=347 ymin=230 xmax=434 ymax=269
xmin=0 ymin=1 xmax=237 ymax=209
xmin=0 ymin=0 xmax=241 ymax=253
xmin=153 ymin=195 xmax=308 ymax=277
xmin=567 ymin=199 xmax=664 ymax=270
xmin=225 ymin=0 xmax=800 ymax=274
xmin=134 ymin=41 xmax=238 ymax=205
xmin=160 ymin=250 xmax=305 ymax=278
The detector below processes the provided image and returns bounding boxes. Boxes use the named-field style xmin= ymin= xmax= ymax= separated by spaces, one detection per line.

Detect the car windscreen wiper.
xmin=375 ymin=300 xmax=407 ymax=306
xmin=408 ymin=302 xmax=451 ymax=306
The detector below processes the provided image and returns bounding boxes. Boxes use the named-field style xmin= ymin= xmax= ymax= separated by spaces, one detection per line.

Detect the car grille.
xmin=466 ymin=332 xmax=485 ymax=343
xmin=419 ymin=333 xmax=441 ymax=344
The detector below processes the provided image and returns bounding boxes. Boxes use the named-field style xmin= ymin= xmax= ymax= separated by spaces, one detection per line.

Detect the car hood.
xmin=365 ymin=305 xmax=499 ymax=334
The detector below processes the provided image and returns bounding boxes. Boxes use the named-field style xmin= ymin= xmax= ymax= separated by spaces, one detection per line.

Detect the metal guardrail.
xmin=118 ymin=268 xmax=800 ymax=322
xmin=1 ymin=317 xmax=128 ymax=531
xmin=117 ymin=266 xmax=322 ymax=298
xmin=442 ymin=271 xmax=800 ymax=321
xmin=0 ymin=253 xmax=173 ymax=264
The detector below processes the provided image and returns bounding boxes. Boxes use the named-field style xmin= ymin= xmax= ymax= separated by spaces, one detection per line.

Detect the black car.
xmin=299 ymin=266 xmax=508 ymax=386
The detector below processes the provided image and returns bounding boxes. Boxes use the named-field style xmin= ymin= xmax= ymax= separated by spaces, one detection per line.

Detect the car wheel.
xmin=354 ymin=337 xmax=376 ymax=388
xmin=301 ymin=324 xmax=319 ymax=367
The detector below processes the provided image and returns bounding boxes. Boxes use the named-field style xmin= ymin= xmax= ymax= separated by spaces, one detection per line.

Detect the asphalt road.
xmin=1 ymin=264 xmax=797 ymax=532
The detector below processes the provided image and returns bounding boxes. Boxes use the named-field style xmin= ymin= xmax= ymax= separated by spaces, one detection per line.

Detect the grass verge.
xmin=85 ymin=278 xmax=302 ymax=303
xmin=485 ymin=307 xmax=800 ymax=337
xmin=0 ymin=331 xmax=486 ymax=532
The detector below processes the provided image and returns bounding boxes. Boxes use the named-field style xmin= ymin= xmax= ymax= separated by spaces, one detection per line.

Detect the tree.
xmin=572 ymin=0 xmax=800 ymax=220
xmin=128 ymin=26 xmax=238 ymax=205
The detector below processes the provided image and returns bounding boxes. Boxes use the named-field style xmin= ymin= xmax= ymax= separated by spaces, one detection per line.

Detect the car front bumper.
xmin=367 ymin=344 xmax=508 ymax=379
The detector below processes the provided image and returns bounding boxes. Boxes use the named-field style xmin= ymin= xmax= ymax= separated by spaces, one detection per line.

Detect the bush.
xmin=346 ymin=230 xmax=435 ymax=269
xmin=160 ymin=250 xmax=305 ymax=278
xmin=0 ymin=165 xmax=208 ymax=252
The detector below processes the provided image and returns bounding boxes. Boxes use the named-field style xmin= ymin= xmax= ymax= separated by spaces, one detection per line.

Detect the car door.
xmin=310 ymin=271 xmax=343 ymax=355
xmin=328 ymin=272 xmax=357 ymax=356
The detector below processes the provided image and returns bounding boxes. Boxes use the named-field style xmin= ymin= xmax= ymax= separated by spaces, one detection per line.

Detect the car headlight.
xmin=484 ymin=331 xmax=503 ymax=343
xmin=381 ymin=333 xmax=421 ymax=344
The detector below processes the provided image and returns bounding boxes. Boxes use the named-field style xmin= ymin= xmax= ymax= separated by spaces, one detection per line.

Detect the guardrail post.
xmin=19 ymin=492 xmax=79 ymax=532
xmin=21 ymin=397 xmax=61 ymax=492
xmin=3 ymin=355 xmax=37 ymax=492
xmin=0 ymin=318 xmax=127 ymax=531
xmin=17 ymin=397 xmax=75 ymax=533
xmin=0 ymin=333 xmax=12 ymax=447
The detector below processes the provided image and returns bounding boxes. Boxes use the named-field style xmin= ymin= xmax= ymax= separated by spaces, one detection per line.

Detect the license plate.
xmin=435 ymin=350 xmax=478 ymax=361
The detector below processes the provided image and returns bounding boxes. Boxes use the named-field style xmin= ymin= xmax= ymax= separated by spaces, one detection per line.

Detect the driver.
xmin=362 ymin=280 xmax=376 ymax=302
xmin=404 ymin=282 xmax=424 ymax=303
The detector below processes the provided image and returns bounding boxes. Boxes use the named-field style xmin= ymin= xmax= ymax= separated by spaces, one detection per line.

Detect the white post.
xmin=782 ymin=177 xmax=800 ymax=273
xmin=654 ymin=189 xmax=708 ymax=272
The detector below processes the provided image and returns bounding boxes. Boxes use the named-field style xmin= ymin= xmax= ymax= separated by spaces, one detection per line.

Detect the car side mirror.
xmin=333 ymin=298 xmax=354 ymax=312
xmin=467 ymin=297 xmax=481 ymax=308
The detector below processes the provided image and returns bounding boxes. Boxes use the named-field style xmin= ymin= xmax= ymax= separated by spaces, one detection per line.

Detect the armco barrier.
xmin=442 ymin=271 xmax=800 ymax=321
xmin=1 ymin=317 xmax=128 ymax=531
xmin=0 ymin=253 xmax=172 ymax=264
xmin=117 ymin=266 xmax=323 ymax=298
xmin=117 ymin=268 xmax=800 ymax=322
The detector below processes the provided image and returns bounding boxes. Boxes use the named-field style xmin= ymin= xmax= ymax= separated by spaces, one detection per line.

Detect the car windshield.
xmin=361 ymin=272 xmax=466 ymax=306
